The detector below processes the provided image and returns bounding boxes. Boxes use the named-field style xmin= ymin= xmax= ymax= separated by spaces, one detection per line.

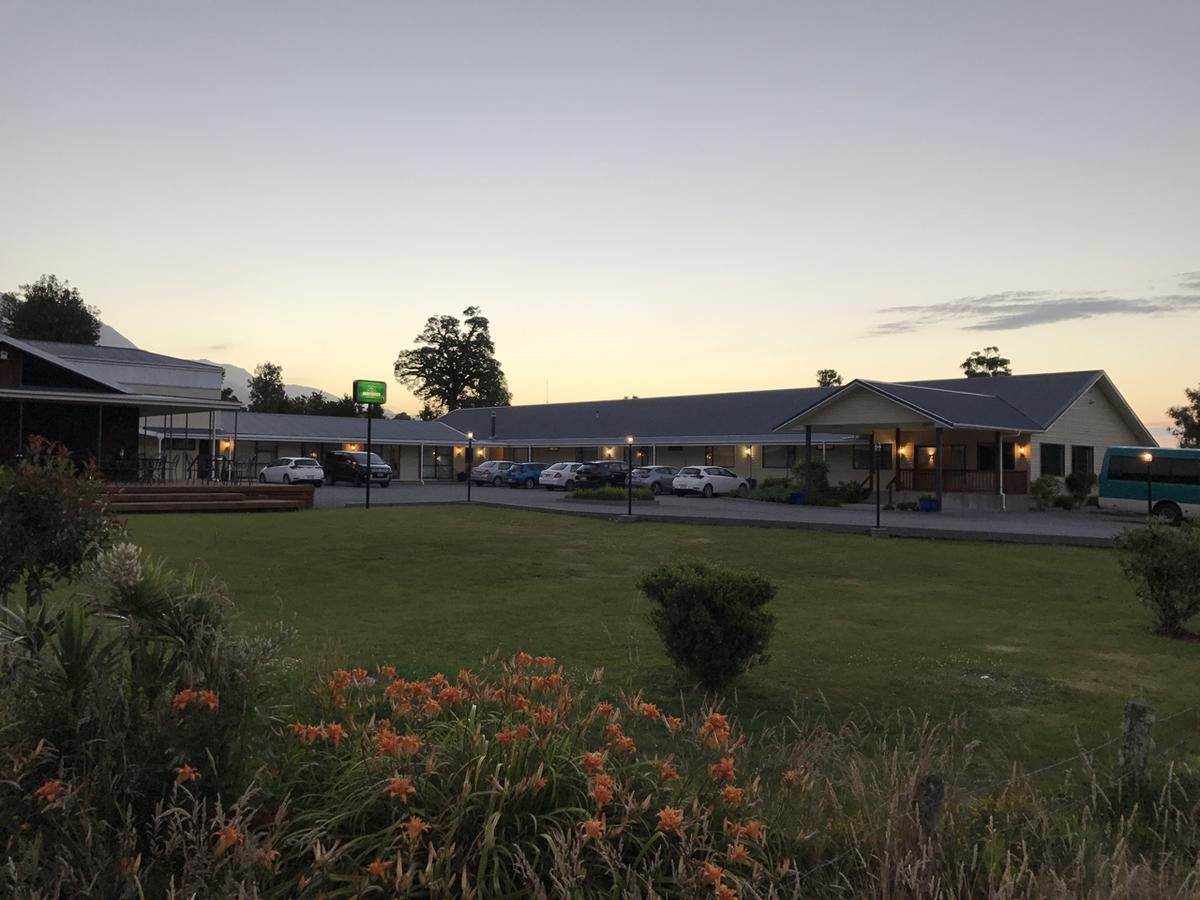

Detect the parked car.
xmin=259 ymin=456 xmax=325 ymax=486
xmin=471 ymin=459 xmax=516 ymax=486
xmin=672 ymin=465 xmax=748 ymax=497
xmin=629 ymin=465 xmax=679 ymax=495
xmin=323 ymin=450 xmax=392 ymax=487
xmin=539 ymin=462 xmax=583 ymax=490
xmin=573 ymin=460 xmax=629 ymax=490
xmin=505 ymin=462 xmax=551 ymax=489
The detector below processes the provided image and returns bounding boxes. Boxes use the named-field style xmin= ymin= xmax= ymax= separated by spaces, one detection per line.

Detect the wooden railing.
xmin=895 ymin=469 xmax=1029 ymax=494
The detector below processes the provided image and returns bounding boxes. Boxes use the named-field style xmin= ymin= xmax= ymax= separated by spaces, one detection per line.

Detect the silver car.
xmin=470 ymin=459 xmax=516 ymax=486
xmin=629 ymin=465 xmax=680 ymax=495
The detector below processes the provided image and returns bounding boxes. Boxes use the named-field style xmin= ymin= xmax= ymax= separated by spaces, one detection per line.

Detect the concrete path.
xmin=313 ymin=482 xmax=1142 ymax=547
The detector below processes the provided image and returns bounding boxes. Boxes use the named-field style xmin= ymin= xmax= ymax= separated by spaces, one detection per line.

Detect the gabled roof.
xmin=437 ymin=387 xmax=847 ymax=444
xmin=774 ymin=370 xmax=1151 ymax=438
xmin=1 ymin=335 xmax=132 ymax=393
xmin=20 ymin=339 xmax=222 ymax=373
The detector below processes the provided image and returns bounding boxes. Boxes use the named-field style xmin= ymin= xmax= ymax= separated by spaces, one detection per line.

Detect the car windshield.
xmin=348 ymin=452 xmax=386 ymax=465
xmin=546 ymin=463 xmax=565 ymax=471
xmin=632 ymin=468 xmax=651 ymax=476
xmin=293 ymin=458 xmax=318 ymax=467
xmin=679 ymin=467 xmax=701 ymax=476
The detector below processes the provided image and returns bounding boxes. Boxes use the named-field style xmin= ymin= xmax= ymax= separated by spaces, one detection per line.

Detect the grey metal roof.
xmin=856 ymin=381 xmax=1043 ymax=431
xmin=898 ymin=371 xmax=1103 ymax=430
xmin=437 ymin=387 xmax=847 ymax=443
xmin=214 ymin=411 xmax=466 ymax=445
xmin=19 ymin=339 xmax=222 ymax=372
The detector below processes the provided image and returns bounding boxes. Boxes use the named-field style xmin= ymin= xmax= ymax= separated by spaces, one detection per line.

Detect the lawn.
xmin=125 ymin=505 xmax=1200 ymax=772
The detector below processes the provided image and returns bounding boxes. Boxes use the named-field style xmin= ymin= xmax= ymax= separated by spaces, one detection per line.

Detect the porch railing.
xmin=895 ymin=469 xmax=1029 ymax=495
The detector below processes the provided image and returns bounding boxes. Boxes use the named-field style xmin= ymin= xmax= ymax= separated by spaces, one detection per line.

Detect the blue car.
xmin=505 ymin=462 xmax=551 ymax=489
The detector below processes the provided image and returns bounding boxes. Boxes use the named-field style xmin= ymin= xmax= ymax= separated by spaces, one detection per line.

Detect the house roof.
xmin=775 ymin=371 xmax=1130 ymax=434
xmin=437 ymin=387 xmax=851 ymax=445
xmin=210 ymin=411 xmax=467 ymax=445
xmin=19 ymin=339 xmax=222 ymax=373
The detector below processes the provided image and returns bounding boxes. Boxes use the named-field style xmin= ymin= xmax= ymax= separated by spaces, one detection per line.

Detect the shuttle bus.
xmin=1098 ymin=446 xmax=1200 ymax=525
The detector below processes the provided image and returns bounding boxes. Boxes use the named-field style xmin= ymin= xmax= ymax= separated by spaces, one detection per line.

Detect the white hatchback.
xmin=539 ymin=462 xmax=583 ymax=491
xmin=259 ymin=456 xmax=325 ymax=486
xmin=671 ymin=466 xmax=748 ymax=497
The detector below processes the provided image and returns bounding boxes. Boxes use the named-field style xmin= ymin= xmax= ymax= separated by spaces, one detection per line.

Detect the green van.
xmin=1098 ymin=446 xmax=1200 ymax=525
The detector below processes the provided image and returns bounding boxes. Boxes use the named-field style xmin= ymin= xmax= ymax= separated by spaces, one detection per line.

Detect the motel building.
xmin=171 ymin=369 xmax=1155 ymax=512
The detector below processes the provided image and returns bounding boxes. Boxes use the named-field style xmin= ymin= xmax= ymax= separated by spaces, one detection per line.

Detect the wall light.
xmin=454 ymin=446 xmax=463 ymax=455
xmin=343 ymin=443 xmax=360 ymax=452
xmin=897 ymin=445 xmax=908 ymax=458
xmin=604 ymin=447 xmax=615 ymax=457
xmin=743 ymin=446 xmax=753 ymax=458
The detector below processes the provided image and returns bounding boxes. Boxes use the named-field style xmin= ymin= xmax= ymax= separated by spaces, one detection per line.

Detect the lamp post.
xmin=626 ymin=435 xmax=635 ymax=516
xmin=467 ymin=432 xmax=474 ymax=502
xmin=874 ymin=442 xmax=882 ymax=529
xmin=1141 ymin=450 xmax=1153 ymax=518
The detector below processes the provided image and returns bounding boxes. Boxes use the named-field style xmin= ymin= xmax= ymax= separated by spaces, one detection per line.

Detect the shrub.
xmin=834 ymin=480 xmax=870 ymax=503
xmin=568 ymin=486 xmax=654 ymax=502
xmin=1065 ymin=470 xmax=1098 ymax=505
xmin=896 ymin=501 xmax=920 ymax=511
xmin=790 ymin=457 xmax=830 ymax=494
xmin=1053 ymin=494 xmax=1078 ymax=510
xmin=0 ymin=437 xmax=119 ymax=609
xmin=1115 ymin=523 xmax=1200 ymax=636
xmin=1030 ymin=475 xmax=1062 ymax=511
xmin=638 ymin=563 xmax=776 ymax=691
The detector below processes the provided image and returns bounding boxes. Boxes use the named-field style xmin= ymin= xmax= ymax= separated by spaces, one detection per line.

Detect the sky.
xmin=1 ymin=1 xmax=1197 ymax=440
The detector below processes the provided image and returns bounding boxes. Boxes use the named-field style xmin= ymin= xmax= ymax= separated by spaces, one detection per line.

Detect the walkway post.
xmin=934 ymin=427 xmax=944 ymax=511
xmin=995 ymin=431 xmax=1003 ymax=497
xmin=466 ymin=433 xmax=474 ymax=502
xmin=874 ymin=441 xmax=881 ymax=528
xmin=626 ymin=435 xmax=635 ymax=516
xmin=804 ymin=426 xmax=813 ymax=496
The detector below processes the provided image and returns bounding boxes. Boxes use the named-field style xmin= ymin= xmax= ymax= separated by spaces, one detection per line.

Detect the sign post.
xmin=353 ymin=380 xmax=387 ymax=509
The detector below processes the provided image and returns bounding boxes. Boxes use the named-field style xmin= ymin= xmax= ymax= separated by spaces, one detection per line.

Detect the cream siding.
xmin=786 ymin=387 xmax=936 ymax=430
xmin=1031 ymin=381 xmax=1148 ymax=478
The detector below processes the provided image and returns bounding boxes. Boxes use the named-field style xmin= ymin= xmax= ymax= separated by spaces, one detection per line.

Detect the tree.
xmin=960 ymin=346 xmax=1012 ymax=378
xmin=0 ymin=274 xmax=102 ymax=344
xmin=816 ymin=369 xmax=843 ymax=387
xmin=220 ymin=387 xmax=241 ymax=404
xmin=247 ymin=362 xmax=291 ymax=413
xmin=393 ymin=411 xmax=412 ymax=421
xmin=394 ymin=307 xmax=512 ymax=416
xmin=1166 ymin=385 xmax=1200 ymax=448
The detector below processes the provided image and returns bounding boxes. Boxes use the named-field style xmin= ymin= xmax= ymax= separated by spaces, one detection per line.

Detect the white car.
xmin=539 ymin=462 xmax=583 ymax=491
xmin=259 ymin=456 xmax=325 ymax=486
xmin=672 ymin=466 xmax=748 ymax=497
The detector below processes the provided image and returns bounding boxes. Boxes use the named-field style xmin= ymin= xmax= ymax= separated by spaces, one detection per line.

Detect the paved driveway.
xmin=312 ymin=482 xmax=1141 ymax=546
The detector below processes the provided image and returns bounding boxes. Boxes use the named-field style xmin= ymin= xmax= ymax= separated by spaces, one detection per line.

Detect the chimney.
xmin=490 ymin=413 xmax=497 ymax=439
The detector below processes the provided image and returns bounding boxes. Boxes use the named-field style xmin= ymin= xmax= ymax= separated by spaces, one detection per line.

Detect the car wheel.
xmin=326 ymin=475 xmax=335 ymax=485
xmin=258 ymin=473 xmax=267 ymax=483
xmin=282 ymin=474 xmax=291 ymax=484
xmin=381 ymin=479 xmax=391 ymax=488
xmin=702 ymin=484 xmax=714 ymax=498
xmin=354 ymin=474 xmax=364 ymax=487
xmin=564 ymin=480 xmax=575 ymax=491
xmin=1153 ymin=501 xmax=1183 ymax=526
xmin=650 ymin=482 xmax=662 ymax=495
xmin=673 ymin=489 xmax=684 ymax=496
xmin=524 ymin=478 xmax=536 ymax=489
xmin=492 ymin=475 xmax=503 ymax=486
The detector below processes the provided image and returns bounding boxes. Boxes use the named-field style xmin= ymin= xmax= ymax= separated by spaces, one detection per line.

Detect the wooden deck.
xmin=104 ymin=483 xmax=315 ymax=514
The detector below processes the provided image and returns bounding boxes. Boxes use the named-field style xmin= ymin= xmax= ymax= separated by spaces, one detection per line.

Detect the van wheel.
xmin=702 ymin=484 xmax=714 ymax=498
xmin=1153 ymin=501 xmax=1183 ymax=526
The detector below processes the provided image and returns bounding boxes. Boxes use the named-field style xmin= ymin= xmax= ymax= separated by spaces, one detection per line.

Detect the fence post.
xmin=914 ymin=772 xmax=945 ymax=836
xmin=1120 ymin=701 xmax=1154 ymax=796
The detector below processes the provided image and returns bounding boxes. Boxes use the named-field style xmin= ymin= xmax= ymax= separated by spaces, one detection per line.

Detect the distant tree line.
xmin=243 ymin=362 xmax=386 ymax=418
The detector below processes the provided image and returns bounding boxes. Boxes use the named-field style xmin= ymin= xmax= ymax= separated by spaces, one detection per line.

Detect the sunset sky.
xmin=2 ymin=2 xmax=1197 ymax=440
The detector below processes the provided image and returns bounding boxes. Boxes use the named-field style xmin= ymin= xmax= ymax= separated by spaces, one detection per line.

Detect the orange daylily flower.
xmin=580 ymin=817 xmax=605 ymax=840
xmin=727 ymin=843 xmax=750 ymax=865
xmin=215 ymin=824 xmax=243 ymax=853
xmin=720 ymin=785 xmax=745 ymax=805
xmin=593 ymin=701 xmax=614 ymax=720
xmin=701 ymin=862 xmax=723 ymax=884
xmin=656 ymin=805 xmax=684 ymax=834
xmin=742 ymin=820 xmax=765 ymax=841
xmin=534 ymin=655 xmax=556 ymax=670
xmin=351 ymin=667 xmax=369 ymax=682
xmin=638 ymin=702 xmax=662 ymax=721
xmin=589 ymin=773 xmax=615 ymax=808
xmin=366 ymin=858 xmax=392 ymax=879
xmin=610 ymin=734 xmax=636 ymax=754
xmin=34 ymin=780 xmax=63 ymax=803
xmin=699 ymin=712 xmax=731 ymax=747
xmin=323 ymin=723 xmax=347 ymax=746
xmin=385 ymin=775 xmax=416 ymax=802
xmin=513 ymin=651 xmax=533 ymax=669
xmin=716 ymin=885 xmax=739 ymax=900
xmin=171 ymin=689 xmax=196 ymax=711
xmin=581 ymin=751 xmax=605 ymax=774
xmin=256 ymin=848 xmax=280 ymax=870
xmin=196 ymin=689 xmax=219 ymax=711
xmin=660 ymin=761 xmax=680 ymax=781
xmin=428 ymin=672 xmax=447 ymax=689
xmin=396 ymin=733 xmax=422 ymax=755
xmin=494 ymin=729 xmax=515 ymax=745
xmin=709 ymin=757 xmax=737 ymax=782
xmin=175 ymin=763 xmax=200 ymax=784
xmin=782 ymin=764 xmax=812 ymax=789
xmin=404 ymin=815 xmax=430 ymax=841
xmin=437 ymin=686 xmax=465 ymax=705
xmin=514 ymin=723 xmax=530 ymax=740
xmin=420 ymin=698 xmax=442 ymax=717
xmin=530 ymin=675 xmax=547 ymax=691
xmin=378 ymin=665 xmax=397 ymax=680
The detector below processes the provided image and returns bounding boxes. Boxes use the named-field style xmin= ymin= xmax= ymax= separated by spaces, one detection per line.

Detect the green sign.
xmin=353 ymin=379 xmax=387 ymax=405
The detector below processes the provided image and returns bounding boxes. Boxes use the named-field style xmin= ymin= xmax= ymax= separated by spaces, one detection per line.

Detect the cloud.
xmin=209 ymin=343 xmax=230 ymax=351
xmin=873 ymin=274 xmax=1200 ymax=335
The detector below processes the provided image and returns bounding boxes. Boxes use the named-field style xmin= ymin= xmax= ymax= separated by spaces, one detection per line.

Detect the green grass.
xmin=123 ymin=505 xmax=1200 ymax=771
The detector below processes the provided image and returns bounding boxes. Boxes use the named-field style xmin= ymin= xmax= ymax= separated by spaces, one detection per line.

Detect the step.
xmin=109 ymin=492 xmax=249 ymax=504
xmin=111 ymin=500 xmax=304 ymax=514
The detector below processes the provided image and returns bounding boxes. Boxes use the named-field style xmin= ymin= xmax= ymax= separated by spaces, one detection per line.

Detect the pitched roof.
xmin=437 ymin=387 xmax=848 ymax=444
xmin=19 ymin=339 xmax=222 ymax=372
xmin=775 ymin=370 xmax=1124 ymax=434
xmin=214 ymin=411 xmax=466 ymax=444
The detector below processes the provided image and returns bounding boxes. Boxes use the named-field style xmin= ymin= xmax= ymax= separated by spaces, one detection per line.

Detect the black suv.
xmin=573 ymin=460 xmax=629 ymax=489
xmin=323 ymin=451 xmax=392 ymax=487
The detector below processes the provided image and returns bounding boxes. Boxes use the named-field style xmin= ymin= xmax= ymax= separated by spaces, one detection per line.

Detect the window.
xmin=915 ymin=444 xmax=965 ymax=470
xmin=713 ymin=446 xmax=735 ymax=467
xmin=161 ymin=438 xmax=196 ymax=451
xmin=762 ymin=445 xmax=796 ymax=469
xmin=1070 ymin=445 xmax=1094 ymax=475
xmin=853 ymin=444 xmax=893 ymax=470
xmin=704 ymin=446 xmax=714 ymax=464
xmin=977 ymin=443 xmax=1017 ymax=471
xmin=1167 ymin=458 xmax=1200 ymax=485
xmin=1041 ymin=443 xmax=1065 ymax=477
xmin=1108 ymin=454 xmax=1149 ymax=481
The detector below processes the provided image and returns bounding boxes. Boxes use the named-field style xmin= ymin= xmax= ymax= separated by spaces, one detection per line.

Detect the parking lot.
xmin=311 ymin=480 xmax=1139 ymax=546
